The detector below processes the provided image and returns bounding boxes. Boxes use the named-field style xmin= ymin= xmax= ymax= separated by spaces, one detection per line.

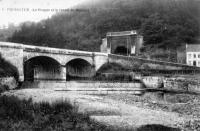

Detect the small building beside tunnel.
xmin=100 ymin=30 xmax=143 ymax=56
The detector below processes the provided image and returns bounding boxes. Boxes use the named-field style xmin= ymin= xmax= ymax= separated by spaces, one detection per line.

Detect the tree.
xmin=7 ymin=0 xmax=200 ymax=52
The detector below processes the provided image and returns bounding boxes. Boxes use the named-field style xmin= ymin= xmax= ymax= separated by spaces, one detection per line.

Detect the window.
xmin=198 ymin=54 xmax=200 ymax=58
xmin=188 ymin=54 xmax=192 ymax=59
xmin=193 ymin=61 xmax=197 ymax=66
xmin=194 ymin=54 xmax=196 ymax=58
xmin=198 ymin=61 xmax=200 ymax=66
xmin=188 ymin=61 xmax=192 ymax=65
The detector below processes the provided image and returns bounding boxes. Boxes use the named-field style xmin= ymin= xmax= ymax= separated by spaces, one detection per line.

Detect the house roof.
xmin=186 ymin=44 xmax=200 ymax=52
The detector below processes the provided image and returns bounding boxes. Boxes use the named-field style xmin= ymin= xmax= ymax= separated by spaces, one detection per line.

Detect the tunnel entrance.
xmin=114 ymin=46 xmax=130 ymax=56
xmin=24 ymin=56 xmax=63 ymax=81
xmin=66 ymin=58 xmax=95 ymax=80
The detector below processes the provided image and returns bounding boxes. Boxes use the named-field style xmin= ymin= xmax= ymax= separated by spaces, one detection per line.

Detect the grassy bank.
xmin=0 ymin=95 xmax=181 ymax=131
xmin=0 ymin=95 xmax=110 ymax=131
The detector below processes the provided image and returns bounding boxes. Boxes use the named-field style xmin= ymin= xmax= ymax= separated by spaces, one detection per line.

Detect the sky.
xmin=0 ymin=0 xmax=88 ymax=28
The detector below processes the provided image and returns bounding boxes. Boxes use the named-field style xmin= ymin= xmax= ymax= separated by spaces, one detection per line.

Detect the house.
xmin=186 ymin=44 xmax=200 ymax=67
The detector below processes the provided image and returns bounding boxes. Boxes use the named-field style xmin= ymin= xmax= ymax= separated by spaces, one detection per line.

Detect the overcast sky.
xmin=0 ymin=0 xmax=88 ymax=27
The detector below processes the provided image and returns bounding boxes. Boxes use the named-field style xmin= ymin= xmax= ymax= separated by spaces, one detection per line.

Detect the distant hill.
xmin=7 ymin=0 xmax=200 ymax=52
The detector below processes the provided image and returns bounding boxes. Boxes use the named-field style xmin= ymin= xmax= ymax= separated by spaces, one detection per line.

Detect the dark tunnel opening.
xmin=66 ymin=58 xmax=95 ymax=80
xmin=137 ymin=124 xmax=181 ymax=131
xmin=24 ymin=56 xmax=62 ymax=81
xmin=114 ymin=46 xmax=130 ymax=56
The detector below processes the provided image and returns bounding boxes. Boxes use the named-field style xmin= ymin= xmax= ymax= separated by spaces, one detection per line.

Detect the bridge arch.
xmin=66 ymin=58 xmax=95 ymax=79
xmin=24 ymin=56 xmax=65 ymax=81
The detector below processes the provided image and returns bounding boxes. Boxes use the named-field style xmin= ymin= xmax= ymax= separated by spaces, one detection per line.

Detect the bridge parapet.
xmin=0 ymin=42 xmax=24 ymax=49
xmin=23 ymin=45 xmax=94 ymax=56
xmin=0 ymin=42 xmax=104 ymax=57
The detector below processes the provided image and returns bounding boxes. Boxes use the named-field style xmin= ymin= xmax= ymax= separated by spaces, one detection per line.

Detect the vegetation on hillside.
xmin=0 ymin=24 xmax=20 ymax=41
xmin=7 ymin=0 xmax=199 ymax=52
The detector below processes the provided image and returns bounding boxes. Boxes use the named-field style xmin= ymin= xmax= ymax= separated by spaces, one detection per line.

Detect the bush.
xmin=0 ymin=54 xmax=19 ymax=81
xmin=0 ymin=95 xmax=182 ymax=131
xmin=0 ymin=85 xmax=9 ymax=93
xmin=0 ymin=95 xmax=110 ymax=131
xmin=97 ymin=63 xmax=128 ymax=73
xmin=94 ymin=73 xmax=133 ymax=82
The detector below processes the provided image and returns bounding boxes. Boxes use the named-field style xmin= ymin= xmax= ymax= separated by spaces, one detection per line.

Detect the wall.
xmin=22 ymin=81 xmax=144 ymax=95
xmin=141 ymin=76 xmax=164 ymax=88
xmin=94 ymin=53 xmax=108 ymax=71
xmin=100 ymin=38 xmax=108 ymax=53
xmin=108 ymin=54 xmax=200 ymax=70
xmin=136 ymin=75 xmax=200 ymax=93
xmin=135 ymin=35 xmax=143 ymax=55
xmin=186 ymin=52 xmax=200 ymax=67
xmin=163 ymin=78 xmax=200 ymax=92
xmin=23 ymin=49 xmax=94 ymax=66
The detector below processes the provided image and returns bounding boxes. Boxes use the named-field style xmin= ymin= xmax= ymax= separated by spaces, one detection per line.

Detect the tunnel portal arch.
xmin=24 ymin=56 xmax=65 ymax=81
xmin=114 ymin=46 xmax=130 ymax=56
xmin=66 ymin=58 xmax=95 ymax=79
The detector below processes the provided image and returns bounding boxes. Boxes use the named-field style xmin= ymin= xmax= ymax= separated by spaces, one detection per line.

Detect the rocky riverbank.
xmin=102 ymin=93 xmax=200 ymax=131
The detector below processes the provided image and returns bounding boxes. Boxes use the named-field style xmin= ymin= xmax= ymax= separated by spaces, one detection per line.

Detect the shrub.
xmin=0 ymin=95 xmax=109 ymax=131
xmin=0 ymin=95 xmax=182 ymax=131
xmin=0 ymin=54 xmax=19 ymax=81
xmin=0 ymin=85 xmax=9 ymax=93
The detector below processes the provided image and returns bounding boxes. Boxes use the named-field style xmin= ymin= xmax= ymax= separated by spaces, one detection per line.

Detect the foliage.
xmin=97 ymin=62 xmax=129 ymax=73
xmin=0 ymin=95 xmax=182 ymax=131
xmin=0 ymin=95 xmax=111 ymax=131
xmin=0 ymin=54 xmax=19 ymax=81
xmin=7 ymin=0 xmax=200 ymax=52
xmin=0 ymin=24 xmax=20 ymax=41
xmin=140 ymin=0 xmax=199 ymax=47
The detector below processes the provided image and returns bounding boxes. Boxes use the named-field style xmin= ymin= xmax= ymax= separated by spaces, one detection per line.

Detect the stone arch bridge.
xmin=0 ymin=42 xmax=108 ymax=81
xmin=0 ymin=42 xmax=199 ymax=82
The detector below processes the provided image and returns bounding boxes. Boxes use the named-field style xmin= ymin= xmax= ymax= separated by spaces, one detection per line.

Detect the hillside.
xmin=6 ymin=0 xmax=200 ymax=52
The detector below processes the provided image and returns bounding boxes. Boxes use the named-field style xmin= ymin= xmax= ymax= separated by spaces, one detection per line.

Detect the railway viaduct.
xmin=0 ymin=42 xmax=199 ymax=82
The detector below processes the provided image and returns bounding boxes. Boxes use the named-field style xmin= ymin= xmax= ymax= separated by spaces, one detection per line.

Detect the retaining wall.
xmin=139 ymin=75 xmax=200 ymax=93
xmin=109 ymin=54 xmax=200 ymax=70
xmin=21 ymin=81 xmax=145 ymax=95
xmin=163 ymin=78 xmax=200 ymax=92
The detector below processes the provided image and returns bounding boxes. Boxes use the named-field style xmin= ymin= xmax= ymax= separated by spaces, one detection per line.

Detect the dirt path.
xmin=4 ymin=88 xmax=190 ymax=129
